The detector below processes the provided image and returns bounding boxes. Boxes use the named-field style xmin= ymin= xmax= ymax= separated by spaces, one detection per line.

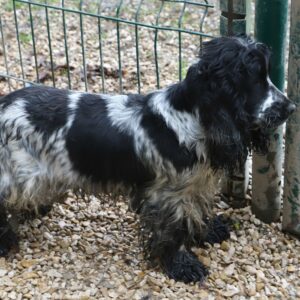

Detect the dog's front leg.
xmin=139 ymin=198 xmax=208 ymax=283
xmin=160 ymin=244 xmax=209 ymax=283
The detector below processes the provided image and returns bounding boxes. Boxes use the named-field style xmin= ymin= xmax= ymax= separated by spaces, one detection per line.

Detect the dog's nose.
xmin=287 ymin=103 xmax=296 ymax=115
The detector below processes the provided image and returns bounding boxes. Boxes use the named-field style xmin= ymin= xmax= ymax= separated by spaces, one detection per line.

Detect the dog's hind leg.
xmin=0 ymin=195 xmax=18 ymax=256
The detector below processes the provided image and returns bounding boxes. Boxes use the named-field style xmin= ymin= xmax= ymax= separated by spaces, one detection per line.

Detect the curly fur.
xmin=0 ymin=36 xmax=295 ymax=283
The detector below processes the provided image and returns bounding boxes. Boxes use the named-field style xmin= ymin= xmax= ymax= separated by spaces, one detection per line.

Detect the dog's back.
xmin=0 ymin=86 xmax=155 ymax=213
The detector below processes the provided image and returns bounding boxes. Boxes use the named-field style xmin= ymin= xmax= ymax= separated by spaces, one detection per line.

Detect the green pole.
xmin=252 ymin=0 xmax=288 ymax=222
xmin=220 ymin=0 xmax=251 ymax=207
xmin=282 ymin=0 xmax=300 ymax=237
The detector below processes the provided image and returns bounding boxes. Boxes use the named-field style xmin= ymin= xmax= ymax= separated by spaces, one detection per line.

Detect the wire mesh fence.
xmin=0 ymin=0 xmax=218 ymax=95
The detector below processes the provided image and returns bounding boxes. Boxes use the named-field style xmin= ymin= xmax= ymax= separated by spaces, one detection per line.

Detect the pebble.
xmin=244 ymin=265 xmax=257 ymax=275
xmin=256 ymin=282 xmax=265 ymax=292
xmin=221 ymin=241 xmax=230 ymax=251
xmin=22 ymin=272 xmax=39 ymax=279
xmin=198 ymin=255 xmax=211 ymax=267
xmin=0 ymin=269 xmax=8 ymax=277
xmin=20 ymin=260 xmax=37 ymax=269
xmin=221 ymin=285 xmax=240 ymax=297
xmin=224 ymin=264 xmax=235 ymax=276
xmin=47 ymin=269 xmax=62 ymax=278
xmin=43 ymin=232 xmax=53 ymax=240
xmin=247 ymin=283 xmax=256 ymax=296
xmin=287 ymin=265 xmax=296 ymax=273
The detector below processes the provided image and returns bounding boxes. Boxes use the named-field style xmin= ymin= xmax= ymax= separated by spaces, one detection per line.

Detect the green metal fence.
xmin=0 ymin=0 xmax=217 ymax=95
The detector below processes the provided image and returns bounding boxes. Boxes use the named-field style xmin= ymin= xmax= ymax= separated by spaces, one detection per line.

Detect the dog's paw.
xmin=0 ymin=226 xmax=18 ymax=256
xmin=162 ymin=250 xmax=208 ymax=283
xmin=202 ymin=215 xmax=231 ymax=245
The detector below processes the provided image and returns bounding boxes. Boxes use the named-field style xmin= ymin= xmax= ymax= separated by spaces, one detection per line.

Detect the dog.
xmin=0 ymin=36 xmax=295 ymax=283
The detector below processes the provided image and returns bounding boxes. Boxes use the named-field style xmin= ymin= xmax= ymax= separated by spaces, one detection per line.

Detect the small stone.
xmin=221 ymin=241 xmax=230 ymax=251
xmin=247 ymin=283 xmax=256 ymax=296
xmin=224 ymin=264 xmax=235 ymax=276
xmin=265 ymin=285 xmax=272 ymax=296
xmin=244 ymin=265 xmax=257 ymax=275
xmin=108 ymin=290 xmax=118 ymax=298
xmin=0 ymin=258 xmax=6 ymax=268
xmin=85 ymin=246 xmax=98 ymax=255
xmin=287 ymin=265 xmax=296 ymax=273
xmin=242 ymin=245 xmax=253 ymax=254
xmin=20 ymin=260 xmax=37 ymax=268
xmin=147 ymin=276 xmax=163 ymax=287
xmin=296 ymin=287 xmax=300 ymax=297
xmin=32 ymin=219 xmax=42 ymax=227
xmin=215 ymin=278 xmax=225 ymax=288
xmin=8 ymin=291 xmax=16 ymax=299
xmin=43 ymin=232 xmax=53 ymax=240
xmin=256 ymin=282 xmax=265 ymax=292
xmin=58 ymin=220 xmax=66 ymax=228
xmin=198 ymin=256 xmax=211 ymax=267
xmin=59 ymin=239 xmax=71 ymax=249
xmin=253 ymin=218 xmax=261 ymax=225
xmin=63 ymin=271 xmax=74 ymax=280
xmin=22 ymin=272 xmax=39 ymax=279
xmin=0 ymin=269 xmax=8 ymax=277
xmin=198 ymin=290 xmax=209 ymax=298
xmin=47 ymin=269 xmax=62 ymax=278
xmin=256 ymin=270 xmax=266 ymax=282
xmin=221 ymin=285 xmax=240 ymax=297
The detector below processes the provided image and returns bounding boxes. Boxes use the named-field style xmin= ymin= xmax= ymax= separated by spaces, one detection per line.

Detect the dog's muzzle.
xmin=253 ymin=80 xmax=297 ymax=130
xmin=253 ymin=100 xmax=296 ymax=129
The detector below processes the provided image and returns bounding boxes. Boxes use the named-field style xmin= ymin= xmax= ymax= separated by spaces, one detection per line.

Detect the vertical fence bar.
xmin=135 ymin=0 xmax=143 ymax=93
xmin=45 ymin=0 xmax=56 ymax=87
xmin=178 ymin=2 xmax=186 ymax=82
xmin=97 ymin=1 xmax=105 ymax=93
xmin=219 ymin=0 xmax=250 ymax=207
xmin=116 ymin=0 xmax=124 ymax=93
xmin=61 ymin=0 xmax=71 ymax=89
xmin=252 ymin=0 xmax=288 ymax=223
xmin=154 ymin=2 xmax=164 ymax=90
xmin=0 ymin=16 xmax=12 ymax=91
xmin=282 ymin=0 xmax=300 ymax=237
xmin=13 ymin=0 xmax=25 ymax=86
xmin=199 ymin=0 xmax=209 ymax=52
xmin=28 ymin=2 xmax=39 ymax=83
xmin=79 ymin=0 xmax=88 ymax=92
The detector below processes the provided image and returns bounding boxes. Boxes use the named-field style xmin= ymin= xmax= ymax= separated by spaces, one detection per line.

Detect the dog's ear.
xmin=204 ymin=110 xmax=249 ymax=173
xmin=250 ymin=128 xmax=269 ymax=154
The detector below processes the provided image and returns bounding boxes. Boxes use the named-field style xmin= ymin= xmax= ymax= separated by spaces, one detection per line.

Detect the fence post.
xmin=252 ymin=0 xmax=288 ymax=223
xmin=282 ymin=0 xmax=300 ymax=237
xmin=219 ymin=0 xmax=251 ymax=207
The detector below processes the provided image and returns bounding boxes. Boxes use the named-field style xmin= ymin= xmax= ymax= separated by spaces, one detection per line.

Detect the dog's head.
xmin=185 ymin=36 xmax=295 ymax=172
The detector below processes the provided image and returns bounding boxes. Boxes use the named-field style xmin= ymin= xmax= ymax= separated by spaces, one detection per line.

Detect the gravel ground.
xmin=0 ymin=1 xmax=299 ymax=299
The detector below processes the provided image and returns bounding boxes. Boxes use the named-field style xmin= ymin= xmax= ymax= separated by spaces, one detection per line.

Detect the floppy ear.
xmin=250 ymin=128 xmax=269 ymax=154
xmin=204 ymin=110 xmax=249 ymax=173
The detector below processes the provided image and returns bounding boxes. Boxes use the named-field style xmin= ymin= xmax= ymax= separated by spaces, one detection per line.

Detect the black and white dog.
xmin=0 ymin=36 xmax=295 ymax=283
